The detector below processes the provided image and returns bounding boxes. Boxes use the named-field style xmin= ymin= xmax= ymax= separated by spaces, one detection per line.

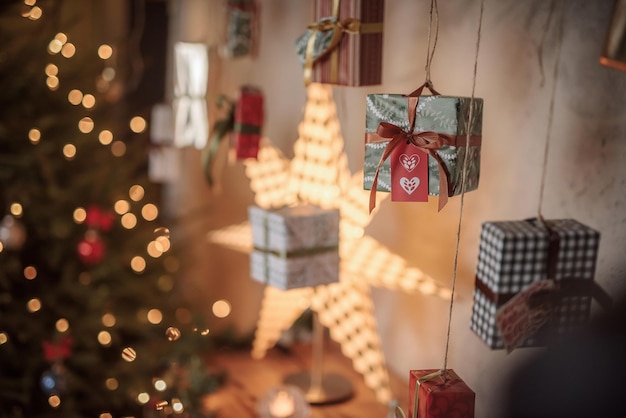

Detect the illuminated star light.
xmin=208 ymin=84 xmax=450 ymax=403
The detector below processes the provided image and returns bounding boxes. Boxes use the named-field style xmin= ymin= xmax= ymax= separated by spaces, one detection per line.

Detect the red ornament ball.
xmin=77 ymin=230 xmax=106 ymax=265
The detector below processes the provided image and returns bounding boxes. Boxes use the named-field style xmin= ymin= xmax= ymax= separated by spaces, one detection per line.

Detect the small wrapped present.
xmin=470 ymin=218 xmax=607 ymax=351
xmin=249 ymin=205 xmax=339 ymax=290
xmin=172 ymin=42 xmax=209 ymax=149
xmin=295 ymin=0 xmax=384 ymax=86
xmin=234 ymin=86 xmax=264 ymax=159
xmin=149 ymin=103 xmax=180 ymax=184
xmin=364 ymin=83 xmax=483 ymax=212
xmin=407 ymin=369 xmax=475 ymax=418
xmin=225 ymin=0 xmax=259 ymax=58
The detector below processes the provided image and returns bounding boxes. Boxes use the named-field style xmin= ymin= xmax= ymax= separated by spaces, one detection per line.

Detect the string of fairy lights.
xmin=1 ymin=1 xmax=234 ymax=416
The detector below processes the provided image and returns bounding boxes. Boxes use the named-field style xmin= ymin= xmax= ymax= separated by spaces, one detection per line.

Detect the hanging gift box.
xmin=295 ymin=0 xmax=384 ymax=86
xmin=249 ymin=205 xmax=339 ymax=290
xmin=224 ymin=0 xmax=259 ymax=58
xmin=405 ymin=369 xmax=475 ymax=418
xmin=149 ymin=103 xmax=180 ymax=184
xmin=364 ymin=83 xmax=483 ymax=212
xmin=234 ymin=86 xmax=264 ymax=159
xmin=172 ymin=42 xmax=209 ymax=149
xmin=469 ymin=218 xmax=610 ymax=351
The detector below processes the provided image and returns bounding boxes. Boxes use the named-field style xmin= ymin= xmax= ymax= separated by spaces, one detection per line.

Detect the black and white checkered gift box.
xmin=470 ymin=218 xmax=600 ymax=349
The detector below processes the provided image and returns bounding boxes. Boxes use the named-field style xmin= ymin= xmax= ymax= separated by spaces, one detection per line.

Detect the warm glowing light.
xmin=100 ymin=414 xmax=112 ymax=418
xmin=200 ymin=329 xmax=210 ymax=336
xmin=61 ymin=42 xmax=76 ymax=58
xmin=10 ymin=203 xmax=23 ymax=217
xmin=68 ymin=89 xmax=83 ymax=105
xmin=73 ymin=207 xmax=86 ymax=223
xmin=46 ymin=76 xmax=59 ymax=90
xmin=156 ymin=401 xmax=169 ymax=411
xmin=212 ymin=300 xmax=231 ymax=318
xmin=130 ymin=116 xmax=147 ymax=133
xmin=98 ymin=331 xmax=112 ymax=346
xmin=146 ymin=308 xmax=162 ymax=324
xmin=121 ymin=213 xmax=137 ymax=229
xmin=121 ymin=347 xmax=136 ymax=362
xmin=172 ymin=398 xmax=184 ymax=413
xmin=56 ymin=318 xmax=69 ymax=332
xmin=154 ymin=379 xmax=167 ymax=391
xmin=78 ymin=117 xmax=94 ymax=133
xmin=27 ymin=298 xmax=41 ymax=312
xmin=141 ymin=203 xmax=158 ymax=221
xmin=82 ymin=94 xmax=96 ymax=109
xmin=165 ymin=327 xmax=181 ymax=341
xmin=45 ymin=63 xmax=58 ymax=76
xmin=154 ymin=226 xmax=170 ymax=238
xmin=111 ymin=141 xmax=126 ymax=157
xmin=137 ymin=392 xmax=150 ymax=404
xmin=0 ymin=332 xmax=7 ymax=344
xmin=0 ymin=242 xmax=4 ymax=253
xmin=48 ymin=395 xmax=61 ymax=408
xmin=98 ymin=44 xmax=113 ymax=59
xmin=147 ymin=241 xmax=163 ymax=258
xmin=48 ymin=39 xmax=62 ymax=54
xmin=129 ymin=185 xmax=144 ymax=201
xmin=105 ymin=378 xmax=118 ymax=390
xmin=28 ymin=128 xmax=41 ymax=143
xmin=102 ymin=313 xmax=116 ymax=327
xmin=114 ymin=199 xmax=130 ymax=215
xmin=24 ymin=0 xmax=37 ymax=6
xmin=98 ymin=130 xmax=113 ymax=145
xmin=29 ymin=6 xmax=42 ymax=20
xmin=130 ymin=256 xmax=146 ymax=273
xmin=155 ymin=236 xmax=171 ymax=252
xmin=23 ymin=266 xmax=37 ymax=280
xmin=63 ymin=143 xmax=76 ymax=159
xmin=54 ymin=32 xmax=67 ymax=44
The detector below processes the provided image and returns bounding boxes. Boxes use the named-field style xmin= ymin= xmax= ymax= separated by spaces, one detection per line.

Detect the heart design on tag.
xmin=399 ymin=177 xmax=420 ymax=195
xmin=399 ymin=154 xmax=420 ymax=172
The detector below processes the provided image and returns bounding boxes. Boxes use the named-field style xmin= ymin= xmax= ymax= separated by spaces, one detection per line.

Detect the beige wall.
xmin=167 ymin=1 xmax=626 ymax=416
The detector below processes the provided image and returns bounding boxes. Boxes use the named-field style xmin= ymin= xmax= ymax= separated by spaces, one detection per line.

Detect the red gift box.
xmin=307 ymin=0 xmax=384 ymax=86
xmin=408 ymin=369 xmax=475 ymax=418
xmin=234 ymin=86 xmax=263 ymax=159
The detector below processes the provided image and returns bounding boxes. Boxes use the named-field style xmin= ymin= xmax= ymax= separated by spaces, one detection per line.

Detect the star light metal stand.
xmin=284 ymin=311 xmax=353 ymax=404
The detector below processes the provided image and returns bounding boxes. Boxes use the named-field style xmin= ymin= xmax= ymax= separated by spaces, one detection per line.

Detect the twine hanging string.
xmin=442 ymin=0 xmax=485 ymax=373
xmin=537 ymin=1 xmax=557 ymax=87
xmin=424 ymin=0 xmax=440 ymax=88
xmin=537 ymin=0 xmax=565 ymax=223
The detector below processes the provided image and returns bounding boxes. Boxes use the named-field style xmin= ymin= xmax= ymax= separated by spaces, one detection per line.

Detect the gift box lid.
xmin=365 ymin=94 xmax=483 ymax=136
xmin=476 ymin=219 xmax=600 ymax=296
xmin=408 ymin=369 xmax=475 ymax=418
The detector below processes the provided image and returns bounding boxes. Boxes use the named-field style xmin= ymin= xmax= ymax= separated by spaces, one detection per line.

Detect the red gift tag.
xmin=495 ymin=280 xmax=556 ymax=352
xmin=391 ymin=142 xmax=429 ymax=202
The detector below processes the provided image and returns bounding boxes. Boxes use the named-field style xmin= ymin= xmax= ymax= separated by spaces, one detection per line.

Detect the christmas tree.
xmin=0 ymin=1 xmax=221 ymax=417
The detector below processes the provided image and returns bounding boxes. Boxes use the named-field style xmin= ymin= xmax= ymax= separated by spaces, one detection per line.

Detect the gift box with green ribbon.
xmin=249 ymin=205 xmax=339 ymax=290
xmin=295 ymin=0 xmax=384 ymax=86
xmin=363 ymin=84 xmax=483 ymax=212
xmin=225 ymin=0 xmax=258 ymax=58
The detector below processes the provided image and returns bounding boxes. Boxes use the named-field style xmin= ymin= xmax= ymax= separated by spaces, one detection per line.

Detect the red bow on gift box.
xmin=42 ymin=335 xmax=73 ymax=362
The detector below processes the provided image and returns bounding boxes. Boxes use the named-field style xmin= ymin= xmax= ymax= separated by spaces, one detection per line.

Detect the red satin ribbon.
xmin=369 ymin=81 xmax=455 ymax=213
xmin=43 ymin=335 xmax=73 ymax=362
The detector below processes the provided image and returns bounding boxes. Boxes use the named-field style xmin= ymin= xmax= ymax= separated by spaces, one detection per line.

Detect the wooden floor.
xmin=202 ymin=340 xmax=409 ymax=418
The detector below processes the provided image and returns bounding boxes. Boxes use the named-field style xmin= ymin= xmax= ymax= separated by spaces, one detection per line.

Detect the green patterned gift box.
xmin=363 ymin=93 xmax=483 ymax=198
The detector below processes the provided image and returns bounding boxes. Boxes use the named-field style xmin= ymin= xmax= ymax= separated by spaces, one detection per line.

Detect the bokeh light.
xmin=121 ymin=213 xmax=137 ymax=229
xmin=137 ymin=392 xmax=150 ymax=405
xmin=141 ymin=203 xmax=158 ymax=221
xmin=0 ymin=332 xmax=8 ymax=344
xmin=45 ymin=64 xmax=58 ymax=76
xmin=165 ymin=327 xmax=181 ymax=341
xmin=129 ymin=185 xmax=145 ymax=202
xmin=82 ymin=94 xmax=96 ymax=109
xmin=111 ymin=141 xmax=126 ymax=157
xmin=27 ymin=298 xmax=41 ymax=312
xmin=28 ymin=6 xmax=42 ymax=20
xmin=78 ymin=117 xmax=94 ymax=133
xmin=61 ymin=42 xmax=76 ymax=58
xmin=212 ymin=299 xmax=231 ymax=318
xmin=63 ymin=144 xmax=76 ymax=160
xmin=121 ymin=347 xmax=136 ymax=362
xmin=146 ymin=308 xmax=162 ymax=325
xmin=68 ymin=89 xmax=83 ymax=105
xmin=98 ymin=130 xmax=113 ymax=145
xmin=97 ymin=331 xmax=112 ymax=346
xmin=98 ymin=44 xmax=113 ymax=60
xmin=48 ymin=39 xmax=62 ymax=54
xmin=154 ymin=379 xmax=167 ymax=391
xmin=46 ymin=76 xmax=59 ymax=90
xmin=56 ymin=318 xmax=69 ymax=333
xmin=102 ymin=313 xmax=116 ymax=327
xmin=28 ymin=128 xmax=41 ymax=144
xmin=105 ymin=378 xmax=118 ymax=391
xmin=48 ymin=395 xmax=61 ymax=408
xmin=129 ymin=116 xmax=147 ymax=133
xmin=114 ymin=199 xmax=130 ymax=215
xmin=23 ymin=266 xmax=37 ymax=280
xmin=130 ymin=256 xmax=146 ymax=273
xmin=10 ymin=202 xmax=23 ymax=217
xmin=73 ymin=207 xmax=86 ymax=223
